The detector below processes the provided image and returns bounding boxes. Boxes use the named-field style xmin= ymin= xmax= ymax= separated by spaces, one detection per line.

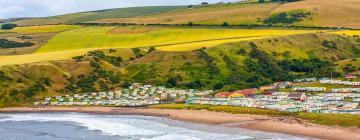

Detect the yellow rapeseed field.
xmin=0 ymin=26 xmax=322 ymax=66
xmin=0 ymin=48 xmax=97 ymax=66
xmin=334 ymin=30 xmax=360 ymax=36
xmin=36 ymin=26 xmax=320 ymax=53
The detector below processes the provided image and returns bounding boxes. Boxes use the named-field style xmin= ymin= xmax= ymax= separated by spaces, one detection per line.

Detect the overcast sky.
xmin=0 ymin=0 xmax=240 ymax=19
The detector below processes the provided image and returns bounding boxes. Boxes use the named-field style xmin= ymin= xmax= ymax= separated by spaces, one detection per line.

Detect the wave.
xmin=0 ymin=113 xmax=309 ymax=140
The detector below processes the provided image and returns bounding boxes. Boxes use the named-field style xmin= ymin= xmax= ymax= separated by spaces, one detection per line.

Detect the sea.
xmin=0 ymin=113 xmax=315 ymax=140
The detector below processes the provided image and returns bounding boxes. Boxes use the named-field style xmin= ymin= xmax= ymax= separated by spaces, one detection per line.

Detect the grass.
xmin=13 ymin=6 xmax=187 ymax=26
xmin=95 ymin=2 xmax=279 ymax=25
xmin=13 ymin=13 xmax=96 ymax=26
xmin=149 ymin=104 xmax=360 ymax=127
xmin=297 ymin=112 xmax=360 ymax=127
xmin=335 ymin=58 xmax=360 ymax=73
xmin=272 ymin=0 xmax=360 ymax=29
xmin=293 ymin=82 xmax=358 ymax=92
xmin=36 ymin=26 xmax=319 ymax=53
xmin=0 ymin=25 xmax=82 ymax=34
xmin=66 ymin=6 xmax=187 ymax=24
xmin=149 ymin=104 xmax=286 ymax=116
xmin=0 ymin=32 xmax=55 ymax=55
xmin=94 ymin=0 xmax=360 ymax=29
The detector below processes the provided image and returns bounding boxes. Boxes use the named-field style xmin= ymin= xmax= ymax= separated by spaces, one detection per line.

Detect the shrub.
xmin=237 ymin=48 xmax=247 ymax=55
xmin=1 ymin=23 xmax=17 ymax=30
xmin=264 ymin=10 xmax=311 ymax=24
xmin=72 ymin=56 xmax=84 ymax=62
xmin=148 ymin=47 xmax=156 ymax=53
xmin=213 ymin=82 xmax=224 ymax=90
xmin=322 ymin=40 xmax=337 ymax=49
xmin=0 ymin=39 xmax=33 ymax=49
xmin=222 ymin=22 xmax=229 ymax=26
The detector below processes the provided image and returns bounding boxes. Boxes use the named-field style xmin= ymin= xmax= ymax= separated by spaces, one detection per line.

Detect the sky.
xmin=0 ymin=0 xmax=240 ymax=19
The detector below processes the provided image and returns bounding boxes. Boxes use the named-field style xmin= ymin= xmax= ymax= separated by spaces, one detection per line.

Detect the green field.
xmin=95 ymin=2 xmax=279 ymax=25
xmin=93 ymin=0 xmax=360 ymax=29
xmin=13 ymin=6 xmax=187 ymax=26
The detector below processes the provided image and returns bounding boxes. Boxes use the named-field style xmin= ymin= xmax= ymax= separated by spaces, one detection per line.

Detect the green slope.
xmin=92 ymin=0 xmax=360 ymax=29
xmin=1 ymin=33 xmax=360 ymax=107
xmin=12 ymin=6 xmax=187 ymax=26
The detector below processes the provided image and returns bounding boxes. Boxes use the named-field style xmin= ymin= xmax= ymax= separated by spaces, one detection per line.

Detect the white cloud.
xmin=0 ymin=0 xmax=240 ymax=19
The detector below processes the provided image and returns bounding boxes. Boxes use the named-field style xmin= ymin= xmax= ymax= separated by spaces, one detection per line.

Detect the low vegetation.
xmin=0 ymin=39 xmax=33 ymax=49
xmin=1 ymin=23 xmax=17 ymax=30
xmin=150 ymin=104 xmax=360 ymax=127
xmin=149 ymin=104 xmax=285 ymax=116
xmin=13 ymin=6 xmax=187 ymax=26
xmin=264 ymin=10 xmax=311 ymax=25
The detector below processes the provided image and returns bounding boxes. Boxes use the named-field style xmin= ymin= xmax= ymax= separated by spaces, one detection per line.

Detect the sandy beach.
xmin=1 ymin=106 xmax=359 ymax=140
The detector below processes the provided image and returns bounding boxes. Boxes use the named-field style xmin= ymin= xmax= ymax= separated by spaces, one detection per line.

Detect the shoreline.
xmin=1 ymin=106 xmax=360 ymax=140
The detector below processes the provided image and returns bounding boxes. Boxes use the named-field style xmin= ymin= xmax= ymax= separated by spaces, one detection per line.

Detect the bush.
xmin=213 ymin=82 xmax=224 ymax=90
xmin=237 ymin=48 xmax=247 ymax=55
xmin=0 ymin=39 xmax=33 ymax=49
xmin=148 ymin=47 xmax=156 ymax=53
xmin=166 ymin=77 xmax=177 ymax=88
xmin=264 ymin=10 xmax=311 ymax=24
xmin=322 ymin=40 xmax=337 ymax=49
xmin=1 ymin=23 xmax=17 ymax=30
xmin=122 ymin=81 xmax=132 ymax=88
xmin=187 ymin=80 xmax=203 ymax=89
xmin=72 ymin=56 xmax=84 ymax=62
xmin=222 ymin=22 xmax=229 ymax=26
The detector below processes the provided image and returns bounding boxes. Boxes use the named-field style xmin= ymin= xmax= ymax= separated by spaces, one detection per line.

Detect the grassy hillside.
xmin=0 ymin=32 xmax=55 ymax=55
xmin=0 ymin=26 xmax=320 ymax=65
xmin=0 ymin=25 xmax=82 ymax=55
xmin=93 ymin=0 xmax=360 ymax=29
xmin=272 ymin=0 xmax=360 ymax=28
xmin=95 ymin=2 xmax=279 ymax=25
xmin=1 ymin=32 xmax=360 ymax=107
xmin=9 ymin=0 xmax=360 ymax=29
xmin=12 ymin=6 xmax=187 ymax=26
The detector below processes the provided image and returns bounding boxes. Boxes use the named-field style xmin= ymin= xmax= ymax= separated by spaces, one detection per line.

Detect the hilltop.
xmin=7 ymin=0 xmax=360 ymax=29
xmin=1 ymin=31 xmax=360 ymax=107
xmin=93 ymin=0 xmax=360 ymax=29
xmin=11 ymin=6 xmax=187 ymax=26
xmin=1 ymin=0 xmax=360 ymax=107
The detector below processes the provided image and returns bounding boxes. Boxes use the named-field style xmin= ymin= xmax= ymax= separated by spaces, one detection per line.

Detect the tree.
xmin=201 ymin=2 xmax=209 ymax=5
xmin=166 ymin=77 xmax=177 ymax=88
xmin=259 ymin=0 xmax=265 ymax=3
xmin=237 ymin=48 xmax=247 ymax=55
xmin=148 ymin=47 xmax=156 ymax=53
xmin=188 ymin=22 xmax=194 ymax=26
xmin=1 ymin=23 xmax=17 ymax=30
xmin=222 ymin=22 xmax=229 ymax=26
xmin=322 ymin=40 xmax=337 ymax=49
xmin=122 ymin=81 xmax=132 ymax=88
xmin=213 ymin=82 xmax=224 ymax=90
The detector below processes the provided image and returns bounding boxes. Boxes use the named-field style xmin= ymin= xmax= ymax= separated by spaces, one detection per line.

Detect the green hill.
xmin=1 ymin=32 xmax=360 ymax=107
xmin=12 ymin=6 xmax=187 ymax=26
xmin=1 ymin=0 xmax=360 ymax=108
xmin=93 ymin=0 xmax=360 ymax=29
xmin=10 ymin=0 xmax=360 ymax=29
